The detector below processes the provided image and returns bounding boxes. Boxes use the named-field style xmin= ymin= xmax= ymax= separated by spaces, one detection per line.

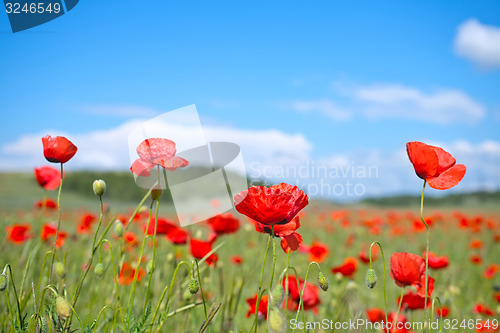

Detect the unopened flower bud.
xmin=268 ymin=307 xmax=285 ymax=333
xmin=55 ymin=262 xmax=66 ymax=279
xmin=114 ymin=220 xmax=124 ymax=237
xmin=183 ymin=288 xmax=193 ymax=301
xmin=188 ymin=278 xmax=199 ymax=295
xmin=55 ymin=296 xmax=72 ymax=318
xmin=317 ymin=272 xmax=329 ymax=291
xmin=147 ymin=260 xmax=154 ymax=274
xmin=92 ymin=179 xmax=106 ymax=197
xmin=0 ymin=273 xmax=8 ymax=291
xmin=151 ymin=187 xmax=162 ymax=201
xmin=365 ymin=268 xmax=377 ymax=289
xmin=271 ymin=284 xmax=284 ymax=307
xmin=94 ymin=263 xmax=105 ymax=278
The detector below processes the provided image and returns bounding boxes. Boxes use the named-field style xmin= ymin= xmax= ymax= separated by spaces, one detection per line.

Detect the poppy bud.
xmin=55 ymin=296 xmax=72 ymax=318
xmin=151 ymin=187 xmax=162 ymax=201
xmin=365 ymin=268 xmax=377 ymax=289
xmin=114 ymin=220 xmax=124 ymax=237
xmin=317 ymin=272 xmax=329 ymax=291
xmin=188 ymin=278 xmax=199 ymax=295
xmin=0 ymin=273 xmax=8 ymax=291
xmin=182 ymin=288 xmax=193 ymax=301
xmin=271 ymin=284 xmax=284 ymax=308
xmin=55 ymin=262 xmax=66 ymax=279
xmin=92 ymin=179 xmax=106 ymax=197
xmin=147 ymin=260 xmax=154 ymax=274
xmin=94 ymin=263 xmax=105 ymax=278
xmin=268 ymin=307 xmax=285 ymax=333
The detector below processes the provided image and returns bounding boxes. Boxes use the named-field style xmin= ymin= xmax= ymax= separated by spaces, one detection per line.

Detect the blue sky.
xmin=1 ymin=1 xmax=500 ymax=199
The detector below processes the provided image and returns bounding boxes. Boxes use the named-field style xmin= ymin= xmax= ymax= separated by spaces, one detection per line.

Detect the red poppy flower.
xmin=331 ymin=257 xmax=358 ymax=278
xmin=476 ymin=320 xmax=499 ymax=333
xmin=165 ymin=227 xmax=189 ymax=245
xmin=230 ymin=255 xmax=243 ymax=265
xmin=436 ymin=306 xmax=450 ymax=318
xmin=234 ymin=183 xmax=308 ymax=225
xmin=470 ymin=254 xmax=483 ymax=265
xmin=118 ymin=262 xmax=145 ymax=285
xmin=249 ymin=216 xmax=303 ymax=253
xmin=390 ymin=252 xmax=425 ymax=287
xmin=425 ymin=252 xmax=449 ymax=269
xmin=474 ymin=303 xmax=496 ymax=316
xmin=483 ymin=264 xmax=500 ymax=279
xmin=41 ymin=223 xmax=67 ymax=248
xmin=34 ymin=166 xmax=61 ymax=190
xmin=34 ymin=198 xmax=58 ymax=210
xmin=144 ymin=217 xmax=177 ymax=235
xmin=42 ymin=135 xmax=77 ymax=163
xmin=397 ymin=290 xmax=431 ymax=310
xmin=495 ymin=292 xmax=500 ymax=304
xmin=307 ymin=241 xmax=329 ymax=263
xmin=207 ymin=213 xmax=240 ymax=237
xmin=470 ymin=239 xmax=483 ymax=249
xmin=282 ymin=276 xmax=321 ymax=314
xmin=190 ymin=238 xmax=218 ymax=266
xmin=130 ymin=138 xmax=189 ymax=177
xmin=366 ymin=308 xmax=386 ymax=323
xmin=77 ymin=213 xmax=97 ymax=234
xmin=246 ymin=294 xmax=268 ymax=320
xmin=406 ymin=141 xmax=466 ymax=190
xmin=124 ymin=231 xmax=139 ymax=249
xmin=6 ymin=224 xmax=32 ymax=244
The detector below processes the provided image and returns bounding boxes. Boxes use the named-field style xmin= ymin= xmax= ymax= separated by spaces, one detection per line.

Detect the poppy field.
xmin=1 ymin=136 xmax=499 ymax=333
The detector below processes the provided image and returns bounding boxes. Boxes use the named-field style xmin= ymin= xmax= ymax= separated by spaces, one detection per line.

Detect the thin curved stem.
xmin=251 ymin=233 xmax=272 ymax=333
xmin=292 ymin=261 xmax=321 ymax=333
xmin=370 ymin=241 xmax=389 ymax=333
xmin=195 ymin=260 xmax=209 ymax=333
xmin=4 ymin=264 xmax=22 ymax=329
xmin=393 ymin=287 xmax=405 ymax=332
xmin=48 ymin=163 xmax=64 ymax=284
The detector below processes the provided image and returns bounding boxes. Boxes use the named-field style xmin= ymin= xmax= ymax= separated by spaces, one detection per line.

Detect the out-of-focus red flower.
xmin=359 ymin=245 xmax=379 ymax=264
xmin=207 ymin=213 xmax=240 ymax=238
xmin=230 ymin=255 xmax=243 ymax=265
xmin=34 ymin=166 xmax=61 ymax=190
xmin=385 ymin=312 xmax=412 ymax=333
xmin=282 ymin=276 xmax=321 ymax=314
xmin=307 ymin=241 xmax=329 ymax=263
xmin=412 ymin=219 xmax=427 ymax=233
xmin=470 ymin=239 xmax=483 ymax=249
xmin=476 ymin=320 xmax=499 ymax=333
xmin=436 ymin=306 xmax=450 ymax=318
xmin=246 ymin=294 xmax=268 ymax=320
xmin=484 ymin=264 xmax=500 ymax=279
xmin=118 ymin=262 xmax=145 ymax=285
xmin=42 ymin=135 xmax=77 ymax=163
xmin=34 ymin=198 xmax=58 ymax=210
xmin=41 ymin=223 xmax=67 ymax=248
xmin=130 ymin=138 xmax=189 ymax=177
xmin=332 ymin=257 xmax=358 ymax=278
xmin=494 ymin=292 xmax=500 ymax=303
xmin=366 ymin=308 xmax=386 ymax=323
xmin=124 ymin=232 xmax=139 ymax=248
xmin=473 ymin=303 xmax=496 ymax=316
xmin=144 ymin=217 xmax=177 ymax=235
xmin=425 ymin=252 xmax=449 ymax=269
xmin=234 ymin=183 xmax=308 ymax=226
xmin=406 ymin=141 xmax=466 ymax=190
xmin=77 ymin=213 xmax=97 ymax=234
xmin=165 ymin=227 xmax=189 ymax=245
xmin=397 ymin=290 xmax=431 ymax=310
xmin=190 ymin=238 xmax=218 ymax=266
xmin=6 ymin=224 xmax=32 ymax=244
xmin=250 ymin=216 xmax=303 ymax=253
xmin=470 ymin=254 xmax=483 ymax=265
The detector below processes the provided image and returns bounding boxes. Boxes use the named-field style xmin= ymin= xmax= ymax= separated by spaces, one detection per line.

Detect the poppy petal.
xmin=406 ymin=141 xmax=439 ymax=179
xmin=280 ymin=232 xmax=303 ymax=253
xmin=427 ymin=164 xmax=466 ymax=190
xmin=130 ymin=158 xmax=155 ymax=177
xmin=154 ymin=156 xmax=190 ymax=171
xmin=430 ymin=146 xmax=456 ymax=173
xmin=136 ymin=138 xmax=176 ymax=160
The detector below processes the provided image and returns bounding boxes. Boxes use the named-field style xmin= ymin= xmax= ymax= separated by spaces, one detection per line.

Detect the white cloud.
xmin=282 ymin=99 xmax=352 ymax=121
xmin=454 ymin=18 xmax=500 ymax=69
xmin=353 ymin=84 xmax=485 ymax=124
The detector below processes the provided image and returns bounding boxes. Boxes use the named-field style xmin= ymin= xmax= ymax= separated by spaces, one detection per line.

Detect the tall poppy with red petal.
xmin=190 ymin=238 xmax=218 ymax=266
xmin=249 ymin=216 xmax=303 ymax=253
xmin=130 ymin=138 xmax=189 ymax=176
xmin=246 ymin=294 xmax=269 ymax=320
xmin=406 ymin=141 xmax=466 ymax=190
xmin=6 ymin=224 xmax=33 ymax=244
xmin=234 ymin=183 xmax=308 ymax=225
xmin=42 ymin=135 xmax=77 ymax=163
xmin=34 ymin=166 xmax=62 ymax=190
xmin=391 ymin=252 xmax=434 ymax=298
xmin=332 ymin=257 xmax=358 ymax=278
xmin=282 ymin=276 xmax=321 ymax=314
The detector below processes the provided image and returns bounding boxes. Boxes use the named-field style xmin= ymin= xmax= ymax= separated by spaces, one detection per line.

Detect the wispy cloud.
xmin=454 ymin=18 xmax=500 ymax=69
xmin=281 ymin=99 xmax=352 ymax=121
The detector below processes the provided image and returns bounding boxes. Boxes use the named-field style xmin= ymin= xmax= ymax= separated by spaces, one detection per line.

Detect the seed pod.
xmin=365 ymin=268 xmax=377 ymax=289
xmin=317 ymin=272 xmax=329 ymax=292
xmin=188 ymin=278 xmax=199 ymax=295
xmin=55 ymin=262 xmax=66 ymax=279
xmin=114 ymin=220 xmax=124 ymax=237
xmin=0 ymin=273 xmax=8 ymax=291
xmin=268 ymin=307 xmax=285 ymax=333
xmin=55 ymin=296 xmax=72 ymax=318
xmin=151 ymin=187 xmax=163 ymax=201
xmin=94 ymin=263 xmax=105 ymax=278
xmin=92 ymin=179 xmax=106 ymax=197
xmin=271 ymin=284 xmax=285 ymax=308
